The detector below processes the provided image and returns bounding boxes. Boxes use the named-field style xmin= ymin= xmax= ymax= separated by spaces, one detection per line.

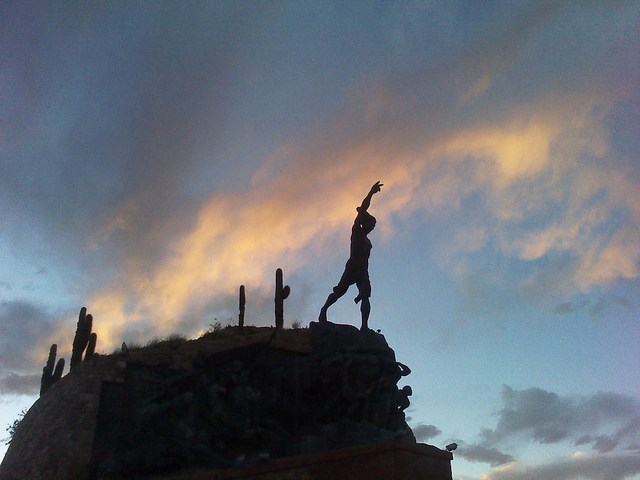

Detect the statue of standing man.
xmin=319 ymin=181 xmax=383 ymax=331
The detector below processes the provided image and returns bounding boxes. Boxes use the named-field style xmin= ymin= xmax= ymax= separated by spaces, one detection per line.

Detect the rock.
xmin=0 ymin=324 xmax=416 ymax=480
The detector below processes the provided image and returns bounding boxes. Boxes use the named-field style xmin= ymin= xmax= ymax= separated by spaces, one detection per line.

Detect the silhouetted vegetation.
xmin=2 ymin=410 xmax=26 ymax=446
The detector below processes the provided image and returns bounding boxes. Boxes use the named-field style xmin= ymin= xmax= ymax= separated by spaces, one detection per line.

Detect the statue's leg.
xmin=319 ymin=284 xmax=349 ymax=322
xmin=360 ymin=297 xmax=371 ymax=331
xmin=355 ymin=272 xmax=372 ymax=331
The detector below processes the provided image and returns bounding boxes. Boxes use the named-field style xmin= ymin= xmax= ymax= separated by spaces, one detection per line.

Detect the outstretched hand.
xmin=358 ymin=181 xmax=383 ymax=213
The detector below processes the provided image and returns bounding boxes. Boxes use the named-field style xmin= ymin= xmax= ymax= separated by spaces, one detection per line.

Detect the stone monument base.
xmin=153 ymin=441 xmax=453 ymax=480
xmin=1 ymin=324 xmax=447 ymax=480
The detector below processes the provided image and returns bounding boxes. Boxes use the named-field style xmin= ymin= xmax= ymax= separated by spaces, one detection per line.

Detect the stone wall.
xmin=152 ymin=441 xmax=453 ymax=480
xmin=0 ymin=355 xmax=125 ymax=480
xmin=0 ymin=323 xmax=428 ymax=480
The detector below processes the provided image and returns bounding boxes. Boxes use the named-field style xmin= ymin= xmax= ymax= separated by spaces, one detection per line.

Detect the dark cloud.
xmin=484 ymin=453 xmax=640 ymax=480
xmin=480 ymin=386 xmax=640 ymax=453
xmin=0 ymin=300 xmax=56 ymax=371
xmin=552 ymin=295 xmax=633 ymax=317
xmin=592 ymin=418 xmax=640 ymax=454
xmin=457 ymin=443 xmax=514 ymax=467
xmin=412 ymin=424 xmax=442 ymax=442
xmin=486 ymin=386 xmax=574 ymax=444
xmin=588 ymin=296 xmax=633 ymax=317
xmin=477 ymin=385 xmax=640 ymax=479
xmin=593 ymin=435 xmax=620 ymax=453
xmin=0 ymin=374 xmax=39 ymax=397
xmin=0 ymin=2 xmax=258 ymax=286
xmin=552 ymin=301 xmax=575 ymax=315
xmin=575 ymin=434 xmax=593 ymax=446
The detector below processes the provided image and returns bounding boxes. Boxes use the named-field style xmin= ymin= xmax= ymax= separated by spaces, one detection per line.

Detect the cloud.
xmin=78 ymin=1 xmax=639 ymax=348
xmin=552 ymin=301 xmax=576 ymax=315
xmin=576 ymin=435 xmax=594 ymax=446
xmin=0 ymin=301 xmax=56 ymax=372
xmin=480 ymin=386 xmax=640 ymax=453
xmin=593 ymin=418 xmax=640 ymax=454
xmin=483 ymin=453 xmax=640 ymax=480
xmin=448 ymin=385 xmax=640 ymax=478
xmin=413 ymin=424 xmax=442 ymax=442
xmin=0 ymin=3 xmax=259 ymax=294
xmin=552 ymin=294 xmax=634 ymax=318
xmin=0 ymin=374 xmax=39 ymax=397
xmin=0 ymin=300 xmax=87 ymax=397
xmin=457 ymin=443 xmax=514 ymax=467
xmin=1 ymin=2 xmax=638 ymax=366
xmin=588 ymin=296 xmax=633 ymax=318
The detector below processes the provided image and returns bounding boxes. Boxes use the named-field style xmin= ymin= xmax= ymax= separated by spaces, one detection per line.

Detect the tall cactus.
xmin=40 ymin=344 xmax=65 ymax=396
xmin=70 ymin=307 xmax=94 ymax=371
xmin=274 ymin=268 xmax=290 ymax=330
xmin=239 ymin=285 xmax=246 ymax=329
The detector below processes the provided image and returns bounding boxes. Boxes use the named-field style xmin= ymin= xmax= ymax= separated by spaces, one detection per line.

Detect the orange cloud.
xmin=84 ymin=87 xmax=639 ymax=350
xmin=80 ymin=25 xmax=639 ymax=350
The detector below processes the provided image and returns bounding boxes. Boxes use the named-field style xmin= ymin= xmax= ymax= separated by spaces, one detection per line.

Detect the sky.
xmin=1 ymin=1 xmax=639 ymax=478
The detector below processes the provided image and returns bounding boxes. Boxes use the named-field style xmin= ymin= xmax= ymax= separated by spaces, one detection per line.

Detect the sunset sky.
xmin=1 ymin=2 xmax=639 ymax=478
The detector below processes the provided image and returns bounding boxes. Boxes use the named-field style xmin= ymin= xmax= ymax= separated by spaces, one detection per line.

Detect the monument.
xmin=0 ymin=182 xmax=453 ymax=480
xmin=319 ymin=181 xmax=383 ymax=331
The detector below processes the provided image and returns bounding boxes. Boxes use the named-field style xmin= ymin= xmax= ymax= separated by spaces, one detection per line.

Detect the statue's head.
xmin=360 ymin=212 xmax=377 ymax=234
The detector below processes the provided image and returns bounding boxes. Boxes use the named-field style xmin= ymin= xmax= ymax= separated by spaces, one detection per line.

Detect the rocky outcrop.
xmin=1 ymin=322 xmax=416 ymax=480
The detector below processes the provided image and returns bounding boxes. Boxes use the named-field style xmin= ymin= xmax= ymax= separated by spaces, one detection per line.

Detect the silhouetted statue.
xmin=319 ymin=181 xmax=383 ymax=331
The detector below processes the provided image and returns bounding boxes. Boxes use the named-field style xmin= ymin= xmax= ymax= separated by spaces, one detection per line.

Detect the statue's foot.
xmin=354 ymin=294 xmax=362 ymax=304
xmin=360 ymin=324 xmax=370 ymax=332
xmin=318 ymin=309 xmax=327 ymax=323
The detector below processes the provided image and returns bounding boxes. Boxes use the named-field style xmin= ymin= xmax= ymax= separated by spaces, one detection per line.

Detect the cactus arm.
xmin=85 ymin=333 xmax=97 ymax=361
xmin=239 ymin=285 xmax=246 ymax=329
xmin=40 ymin=344 xmax=58 ymax=396
xmin=70 ymin=307 xmax=96 ymax=371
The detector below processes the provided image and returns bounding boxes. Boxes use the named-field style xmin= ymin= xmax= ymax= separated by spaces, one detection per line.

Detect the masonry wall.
xmin=0 ymin=356 xmax=125 ymax=480
xmin=151 ymin=441 xmax=453 ymax=480
xmin=0 ymin=326 xmax=448 ymax=480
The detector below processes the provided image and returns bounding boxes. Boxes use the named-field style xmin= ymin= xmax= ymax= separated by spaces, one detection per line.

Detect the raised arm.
xmin=357 ymin=181 xmax=383 ymax=212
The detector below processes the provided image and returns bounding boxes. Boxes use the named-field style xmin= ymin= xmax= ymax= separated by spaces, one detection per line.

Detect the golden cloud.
xmin=82 ymin=63 xmax=638 ymax=350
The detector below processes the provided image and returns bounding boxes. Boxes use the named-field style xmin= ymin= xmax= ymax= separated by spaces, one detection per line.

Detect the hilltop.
xmin=1 ymin=321 xmax=417 ymax=480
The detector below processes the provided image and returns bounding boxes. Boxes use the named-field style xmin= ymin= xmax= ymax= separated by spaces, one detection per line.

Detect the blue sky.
xmin=1 ymin=2 xmax=639 ymax=478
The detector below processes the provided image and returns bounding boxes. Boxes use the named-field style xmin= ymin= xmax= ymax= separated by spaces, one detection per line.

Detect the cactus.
xmin=85 ymin=332 xmax=97 ymax=362
xmin=41 ymin=306 xmax=97 ymax=392
xmin=40 ymin=344 xmax=65 ymax=396
xmin=239 ymin=285 xmax=246 ymax=329
xmin=53 ymin=356 xmax=65 ymax=380
xmin=70 ymin=307 xmax=94 ymax=371
xmin=274 ymin=268 xmax=290 ymax=330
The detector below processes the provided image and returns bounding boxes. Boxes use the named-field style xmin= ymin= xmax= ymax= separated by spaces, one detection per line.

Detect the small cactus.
xmin=274 ymin=268 xmax=290 ymax=330
xmin=70 ymin=307 xmax=95 ymax=371
xmin=40 ymin=344 xmax=64 ymax=396
xmin=239 ymin=285 xmax=246 ymax=329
